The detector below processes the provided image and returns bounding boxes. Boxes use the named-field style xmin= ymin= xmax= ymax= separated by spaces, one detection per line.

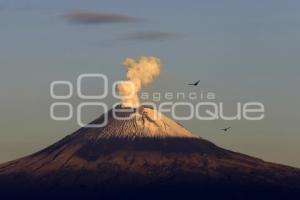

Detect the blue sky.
xmin=0 ymin=0 xmax=300 ymax=167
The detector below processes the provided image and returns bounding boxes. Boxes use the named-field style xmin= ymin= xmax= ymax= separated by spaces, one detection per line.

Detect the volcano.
xmin=0 ymin=105 xmax=300 ymax=199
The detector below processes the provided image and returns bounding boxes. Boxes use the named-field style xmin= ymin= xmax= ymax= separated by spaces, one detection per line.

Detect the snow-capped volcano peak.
xmin=1 ymin=106 xmax=300 ymax=199
xmin=84 ymin=105 xmax=198 ymax=140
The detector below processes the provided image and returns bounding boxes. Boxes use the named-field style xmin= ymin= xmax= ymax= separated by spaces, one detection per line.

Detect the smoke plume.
xmin=117 ymin=56 xmax=161 ymax=108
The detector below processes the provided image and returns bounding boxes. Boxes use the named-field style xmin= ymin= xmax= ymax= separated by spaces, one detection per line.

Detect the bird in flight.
xmin=187 ymin=80 xmax=200 ymax=86
xmin=221 ymin=127 xmax=231 ymax=132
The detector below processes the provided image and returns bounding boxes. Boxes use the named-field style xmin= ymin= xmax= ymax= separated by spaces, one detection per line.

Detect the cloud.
xmin=63 ymin=10 xmax=143 ymax=24
xmin=123 ymin=31 xmax=181 ymax=41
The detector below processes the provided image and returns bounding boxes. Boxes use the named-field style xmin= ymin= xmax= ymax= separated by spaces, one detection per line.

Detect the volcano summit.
xmin=0 ymin=105 xmax=300 ymax=199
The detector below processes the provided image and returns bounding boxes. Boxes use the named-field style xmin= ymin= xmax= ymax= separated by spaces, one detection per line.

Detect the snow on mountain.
xmin=84 ymin=105 xmax=198 ymax=140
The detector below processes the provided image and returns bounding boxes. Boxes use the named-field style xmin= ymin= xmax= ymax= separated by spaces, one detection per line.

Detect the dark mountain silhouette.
xmin=0 ymin=105 xmax=299 ymax=199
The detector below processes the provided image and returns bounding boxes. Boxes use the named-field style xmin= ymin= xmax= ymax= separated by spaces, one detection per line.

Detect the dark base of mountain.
xmin=1 ymin=182 xmax=300 ymax=200
xmin=0 ymin=138 xmax=300 ymax=200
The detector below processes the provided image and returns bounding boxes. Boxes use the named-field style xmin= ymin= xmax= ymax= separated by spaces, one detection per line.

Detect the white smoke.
xmin=117 ymin=56 xmax=161 ymax=107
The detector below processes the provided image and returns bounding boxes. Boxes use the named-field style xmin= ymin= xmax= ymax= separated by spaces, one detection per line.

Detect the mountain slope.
xmin=0 ymin=105 xmax=300 ymax=199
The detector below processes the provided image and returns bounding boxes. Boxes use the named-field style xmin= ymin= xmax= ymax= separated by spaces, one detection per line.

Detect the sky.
xmin=0 ymin=0 xmax=300 ymax=167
